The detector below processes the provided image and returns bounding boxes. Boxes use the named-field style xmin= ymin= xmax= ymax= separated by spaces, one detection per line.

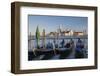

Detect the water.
xmin=28 ymin=38 xmax=88 ymax=51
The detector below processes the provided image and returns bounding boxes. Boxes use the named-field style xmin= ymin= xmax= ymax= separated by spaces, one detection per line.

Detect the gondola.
xmin=28 ymin=47 xmax=73 ymax=60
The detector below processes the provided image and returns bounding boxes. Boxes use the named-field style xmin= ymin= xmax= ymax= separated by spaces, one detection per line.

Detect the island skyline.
xmin=28 ymin=15 xmax=88 ymax=36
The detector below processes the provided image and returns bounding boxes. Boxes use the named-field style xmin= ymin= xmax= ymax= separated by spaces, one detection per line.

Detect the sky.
xmin=28 ymin=15 xmax=88 ymax=35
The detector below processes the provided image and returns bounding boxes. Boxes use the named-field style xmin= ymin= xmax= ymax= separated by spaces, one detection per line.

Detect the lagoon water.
xmin=28 ymin=38 xmax=88 ymax=51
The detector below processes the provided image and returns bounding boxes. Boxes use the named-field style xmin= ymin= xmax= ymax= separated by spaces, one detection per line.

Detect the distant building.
xmin=64 ymin=31 xmax=70 ymax=36
xmin=48 ymin=32 xmax=55 ymax=37
xmin=47 ymin=25 xmax=85 ymax=37
xmin=69 ymin=30 xmax=74 ymax=36
xmin=73 ymin=32 xmax=84 ymax=36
